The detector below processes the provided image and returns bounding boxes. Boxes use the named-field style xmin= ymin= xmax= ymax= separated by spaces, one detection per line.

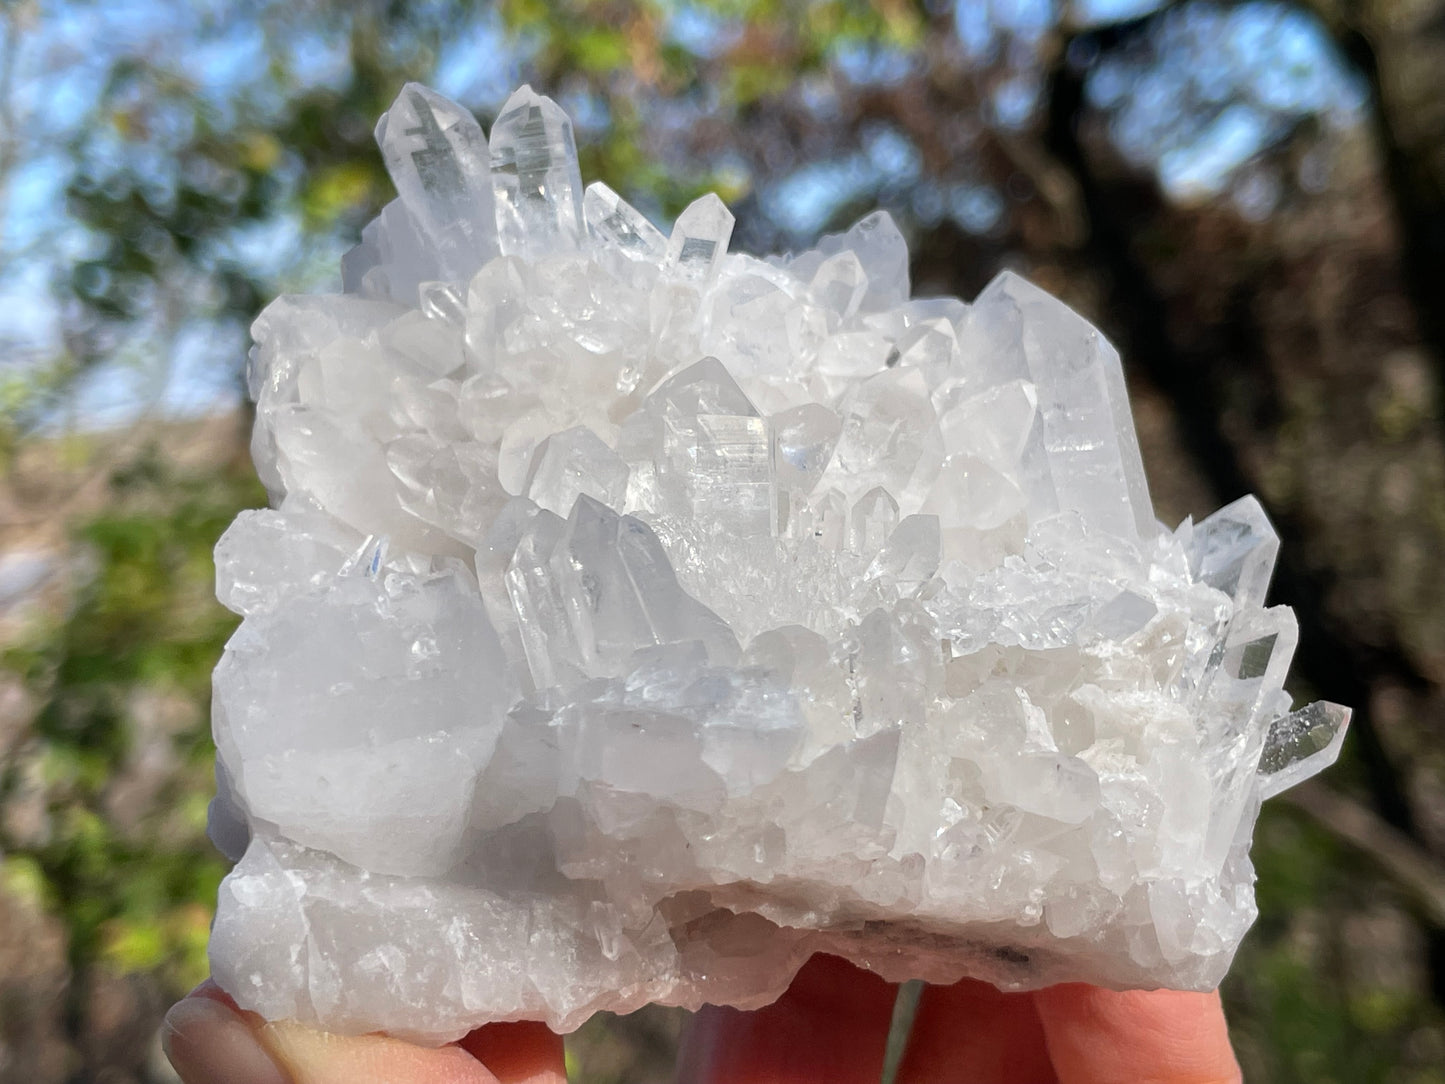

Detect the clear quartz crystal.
xmin=489 ymin=86 xmax=584 ymax=258
xmin=524 ymin=426 xmax=630 ymax=516
xmin=665 ymin=194 xmax=734 ymax=283
xmin=373 ymin=84 xmax=496 ymax=287
xmin=849 ymin=486 xmax=899 ymax=554
xmin=810 ymin=251 xmax=869 ymax=319
xmin=1190 ymin=495 xmax=1280 ymax=608
xmin=1256 ymin=700 xmax=1350 ymax=799
xmin=211 ymin=82 xmax=1351 ymax=1043
xmin=966 ymin=272 xmax=1152 ymax=541
xmin=583 ymin=181 xmax=666 ymax=262
xmin=772 ymin=403 xmax=841 ymax=501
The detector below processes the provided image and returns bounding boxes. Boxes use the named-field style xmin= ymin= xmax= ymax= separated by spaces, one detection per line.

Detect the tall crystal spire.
xmin=488 ymin=85 xmax=584 ymax=258
xmin=374 ymin=83 xmax=496 ymax=284
xmin=964 ymin=271 xmax=1154 ymax=542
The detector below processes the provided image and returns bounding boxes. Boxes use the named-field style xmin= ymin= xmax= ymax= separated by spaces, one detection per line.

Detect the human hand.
xmin=161 ymin=982 xmax=566 ymax=1084
xmin=676 ymin=954 xmax=1243 ymax=1084
xmin=162 ymin=955 xmax=1241 ymax=1083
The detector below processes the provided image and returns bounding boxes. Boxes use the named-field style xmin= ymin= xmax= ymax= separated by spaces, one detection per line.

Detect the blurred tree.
xmin=4 ymin=0 xmax=1445 ymax=1080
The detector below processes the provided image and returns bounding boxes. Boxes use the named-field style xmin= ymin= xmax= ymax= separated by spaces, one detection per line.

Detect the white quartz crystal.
xmin=210 ymin=84 xmax=1351 ymax=1043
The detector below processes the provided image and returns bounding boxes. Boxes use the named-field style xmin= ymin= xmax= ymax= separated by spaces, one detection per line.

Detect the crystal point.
xmin=772 ymin=403 xmax=841 ymax=500
xmin=489 ymin=85 xmax=584 ymax=257
xmin=1191 ymin=495 xmax=1280 ymax=608
xmin=1256 ymin=701 xmax=1351 ymax=800
xmin=583 ymin=181 xmax=666 ymax=263
xmin=969 ymin=271 xmax=1153 ymax=541
xmin=524 ymin=426 xmax=629 ymax=516
xmin=375 ymin=84 xmax=496 ymax=286
xmin=783 ymin=210 xmax=909 ymax=311
xmin=666 ymin=194 xmax=734 ymax=283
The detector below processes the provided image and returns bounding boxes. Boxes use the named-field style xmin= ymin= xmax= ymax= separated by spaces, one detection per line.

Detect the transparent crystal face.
xmin=1257 ymin=700 xmax=1350 ymax=799
xmin=214 ymin=83 xmax=1350 ymax=1043
xmin=583 ymin=180 xmax=666 ymax=265
xmin=488 ymin=86 xmax=584 ymax=258
xmin=666 ymin=193 xmax=734 ymax=283
xmin=365 ymin=83 xmax=496 ymax=296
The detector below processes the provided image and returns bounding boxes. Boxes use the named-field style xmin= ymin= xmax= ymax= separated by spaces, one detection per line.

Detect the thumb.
xmin=258 ymin=1020 xmax=505 ymax=1084
xmin=1032 ymin=984 xmax=1242 ymax=1084
xmin=162 ymin=983 xmax=565 ymax=1084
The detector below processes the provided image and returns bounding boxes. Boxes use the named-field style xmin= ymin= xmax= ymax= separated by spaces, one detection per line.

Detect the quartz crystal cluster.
xmin=208 ymin=84 xmax=1351 ymax=1043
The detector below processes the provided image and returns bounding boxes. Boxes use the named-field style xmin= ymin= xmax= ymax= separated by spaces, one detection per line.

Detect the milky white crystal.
xmin=210 ymin=83 xmax=1350 ymax=1043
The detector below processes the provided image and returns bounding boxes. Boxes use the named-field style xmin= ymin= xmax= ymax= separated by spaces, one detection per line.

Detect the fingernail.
xmin=162 ymin=996 xmax=292 ymax=1084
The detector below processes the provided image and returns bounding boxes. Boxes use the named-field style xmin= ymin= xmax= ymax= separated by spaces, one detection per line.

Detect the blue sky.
xmin=0 ymin=0 xmax=1366 ymax=429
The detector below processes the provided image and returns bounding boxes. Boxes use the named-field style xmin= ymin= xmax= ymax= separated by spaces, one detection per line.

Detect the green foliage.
xmin=0 ymin=357 xmax=82 ymax=470
xmin=1226 ymin=801 xmax=1445 ymax=1082
xmin=1 ymin=446 xmax=265 ymax=992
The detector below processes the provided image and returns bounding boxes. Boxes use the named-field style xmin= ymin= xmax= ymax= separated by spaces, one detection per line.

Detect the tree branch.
xmin=1041 ymin=24 xmax=1430 ymax=848
xmin=1298 ymin=0 xmax=1445 ymax=416
xmin=1283 ymin=781 xmax=1445 ymax=929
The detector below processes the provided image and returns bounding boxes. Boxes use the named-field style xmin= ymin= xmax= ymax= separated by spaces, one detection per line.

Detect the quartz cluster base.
xmin=208 ymin=83 xmax=1351 ymax=1043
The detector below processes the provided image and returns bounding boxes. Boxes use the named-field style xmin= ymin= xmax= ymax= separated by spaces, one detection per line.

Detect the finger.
xmin=260 ymin=1020 xmax=503 ymax=1084
xmin=674 ymin=953 xmax=899 ymax=1084
xmin=896 ymin=978 xmax=1058 ymax=1084
xmin=162 ymin=987 xmax=292 ymax=1084
xmin=459 ymin=1021 xmax=568 ymax=1083
xmin=1032 ymin=985 xmax=1242 ymax=1084
xmin=162 ymin=982 xmax=503 ymax=1084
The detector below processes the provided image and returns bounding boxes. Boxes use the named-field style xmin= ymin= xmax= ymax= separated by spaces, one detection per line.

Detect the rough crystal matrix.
xmin=209 ymin=84 xmax=1351 ymax=1043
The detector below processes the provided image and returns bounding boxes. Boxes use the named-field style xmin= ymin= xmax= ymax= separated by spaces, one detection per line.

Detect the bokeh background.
xmin=1 ymin=0 xmax=1443 ymax=1080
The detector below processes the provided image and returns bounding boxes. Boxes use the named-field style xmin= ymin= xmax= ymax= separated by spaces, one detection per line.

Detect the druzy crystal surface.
xmin=209 ymin=84 xmax=1350 ymax=1043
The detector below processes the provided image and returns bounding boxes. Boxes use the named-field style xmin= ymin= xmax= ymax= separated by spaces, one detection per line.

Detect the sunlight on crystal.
xmin=210 ymin=83 xmax=1350 ymax=1043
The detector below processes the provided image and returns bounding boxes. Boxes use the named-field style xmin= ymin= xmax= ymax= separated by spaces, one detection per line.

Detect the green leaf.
xmin=573 ymin=27 xmax=630 ymax=73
